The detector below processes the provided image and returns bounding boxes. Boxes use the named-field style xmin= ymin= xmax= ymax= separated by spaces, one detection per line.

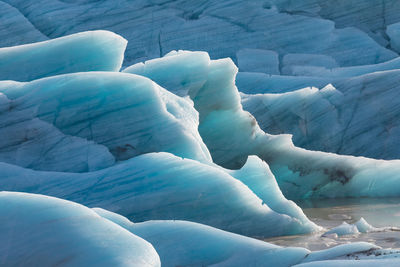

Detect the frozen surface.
xmin=387 ymin=22 xmax=400 ymax=53
xmin=266 ymin=198 xmax=400 ymax=251
xmin=242 ymin=71 xmax=400 ymax=160
xmin=94 ymin=209 xmax=400 ymax=267
xmin=322 ymin=222 xmax=360 ymax=237
xmin=0 ymin=191 xmax=160 ymax=266
xmin=0 ymin=72 xmax=211 ymax=170
xmin=0 ymin=1 xmax=47 ymax=47
xmin=1 ymin=0 xmax=398 ymax=66
xmin=124 ymin=50 xmax=400 ymax=199
xmin=0 ymin=30 xmax=127 ymax=82
xmin=236 ymin=48 xmax=280 ymax=74
xmin=0 ymin=152 xmax=319 ymax=237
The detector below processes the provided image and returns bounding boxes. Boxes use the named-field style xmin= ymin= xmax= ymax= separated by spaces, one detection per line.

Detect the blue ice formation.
xmin=93 ymin=205 xmax=400 ymax=267
xmin=0 ymin=30 xmax=127 ymax=81
xmin=1 ymin=0 xmax=398 ymax=67
xmin=2 ymin=5 xmax=400 ymax=263
xmin=124 ymin=50 xmax=400 ymax=199
xmin=0 ymin=71 xmax=211 ymax=170
xmin=2 ymin=192 xmax=397 ymax=266
xmin=0 ymin=152 xmax=319 ymax=237
xmin=0 ymin=192 xmax=160 ymax=266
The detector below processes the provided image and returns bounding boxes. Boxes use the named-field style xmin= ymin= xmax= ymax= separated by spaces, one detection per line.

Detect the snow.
xmin=0 ymin=191 xmax=160 ymax=266
xmin=0 ymin=30 xmax=127 ymax=82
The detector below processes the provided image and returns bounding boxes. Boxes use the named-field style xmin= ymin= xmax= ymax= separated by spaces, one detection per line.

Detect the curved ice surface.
xmin=0 ymin=72 xmax=211 ymax=168
xmin=242 ymin=69 xmax=400 ymax=160
xmin=124 ymin=50 xmax=400 ymax=199
xmin=0 ymin=30 xmax=127 ymax=81
xmin=94 ymin=209 xmax=400 ymax=267
xmin=0 ymin=191 xmax=160 ymax=266
xmin=0 ymin=152 xmax=319 ymax=237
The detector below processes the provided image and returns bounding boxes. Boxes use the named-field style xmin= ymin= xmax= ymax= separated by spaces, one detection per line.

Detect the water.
xmin=265 ymin=198 xmax=400 ymax=251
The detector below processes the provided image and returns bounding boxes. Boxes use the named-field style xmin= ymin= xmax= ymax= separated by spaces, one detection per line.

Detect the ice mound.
xmin=242 ymin=69 xmax=400 ymax=160
xmin=323 ymin=218 xmax=382 ymax=237
xmin=322 ymin=222 xmax=360 ymax=237
xmin=124 ymin=50 xmax=400 ymax=199
xmin=0 ymin=152 xmax=319 ymax=237
xmin=94 ymin=208 xmax=400 ymax=267
xmin=0 ymin=191 xmax=160 ymax=266
xmin=0 ymin=72 xmax=211 ymax=170
xmin=0 ymin=30 xmax=127 ymax=81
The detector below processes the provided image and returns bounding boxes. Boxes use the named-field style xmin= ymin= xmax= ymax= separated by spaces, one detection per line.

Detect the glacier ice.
xmin=322 ymin=222 xmax=360 ymax=237
xmin=1 ymin=1 xmax=400 ymax=265
xmin=322 ymin=218 xmax=385 ymax=237
xmin=387 ymin=22 xmax=400 ymax=53
xmin=0 ymin=1 xmax=47 ymax=47
xmin=0 ymin=30 xmax=127 ymax=82
xmin=0 ymin=191 xmax=160 ymax=266
xmin=0 ymin=152 xmax=319 ymax=237
xmin=236 ymin=48 xmax=280 ymax=74
xmin=242 ymin=70 xmax=400 ymax=160
xmin=124 ymin=50 xmax=400 ymax=199
xmin=94 ymin=208 xmax=400 ymax=267
xmin=2 ymin=0 xmax=397 ymax=66
xmin=0 ymin=72 xmax=211 ymax=167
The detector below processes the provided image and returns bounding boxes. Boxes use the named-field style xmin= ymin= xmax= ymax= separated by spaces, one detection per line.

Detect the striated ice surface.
xmin=0 ymin=1 xmax=47 ymax=47
xmin=124 ymin=50 xmax=400 ymax=199
xmin=94 ymin=208 xmax=400 ymax=267
xmin=236 ymin=48 xmax=280 ymax=74
xmin=0 ymin=71 xmax=211 ymax=167
xmin=241 ymin=70 xmax=400 ymax=160
xmin=1 ymin=0 xmax=398 ymax=66
xmin=0 ymin=191 xmax=160 ymax=266
xmin=0 ymin=152 xmax=319 ymax=237
xmin=0 ymin=30 xmax=127 ymax=82
xmin=387 ymin=22 xmax=400 ymax=53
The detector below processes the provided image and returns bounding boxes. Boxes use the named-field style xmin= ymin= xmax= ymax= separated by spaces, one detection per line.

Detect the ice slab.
xmin=94 ymin=208 xmax=400 ymax=267
xmin=125 ymin=50 xmax=400 ymax=199
xmin=0 ymin=72 xmax=211 ymax=168
xmin=0 ymin=30 xmax=127 ymax=82
xmin=0 ymin=152 xmax=319 ymax=237
xmin=0 ymin=191 xmax=160 ymax=266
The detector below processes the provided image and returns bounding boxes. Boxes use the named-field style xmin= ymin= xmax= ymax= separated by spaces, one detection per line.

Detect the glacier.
xmin=2 ymin=1 xmax=400 ymax=264
xmin=0 ymin=71 xmax=211 ymax=169
xmin=0 ymin=191 xmax=160 ymax=266
xmin=3 ymin=192 xmax=399 ymax=267
xmin=1 ymin=0 xmax=399 ymax=66
xmin=124 ymin=50 xmax=400 ymax=199
xmin=0 ymin=30 xmax=127 ymax=82
xmin=0 ymin=152 xmax=319 ymax=237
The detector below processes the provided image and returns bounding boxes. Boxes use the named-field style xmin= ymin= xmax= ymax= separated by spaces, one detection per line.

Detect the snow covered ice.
xmin=2 ymin=1 xmax=400 ymax=265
